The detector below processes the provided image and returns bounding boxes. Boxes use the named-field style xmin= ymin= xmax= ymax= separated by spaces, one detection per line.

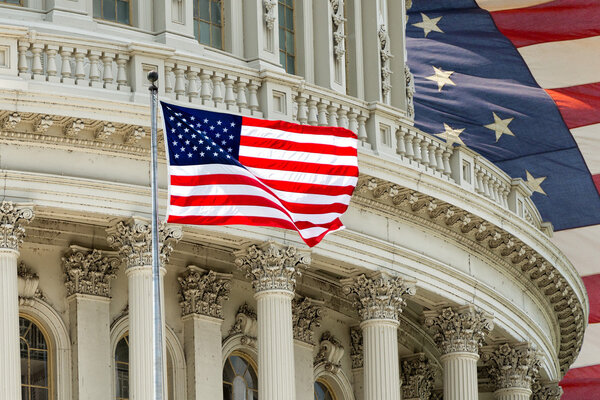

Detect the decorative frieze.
xmin=17 ymin=262 xmax=42 ymax=305
xmin=315 ymin=331 xmax=344 ymax=373
xmin=106 ymin=217 xmax=182 ymax=268
xmin=228 ymin=303 xmax=258 ymax=347
xmin=378 ymin=24 xmax=393 ymax=102
xmin=178 ymin=266 xmax=231 ymax=319
xmin=95 ymin=122 xmax=115 ymax=141
xmin=234 ymin=241 xmax=310 ymax=293
xmin=63 ymin=118 xmax=85 ymax=137
xmin=263 ymin=0 xmax=277 ymax=30
xmin=124 ymin=126 xmax=146 ymax=144
xmin=400 ymin=353 xmax=436 ymax=400
xmin=0 ymin=201 xmax=34 ymax=251
xmin=341 ymin=272 xmax=416 ymax=321
xmin=34 ymin=115 xmax=53 ymax=133
xmin=532 ymin=381 xmax=563 ymax=400
xmin=331 ymin=0 xmax=346 ymax=61
xmin=292 ymin=296 xmax=322 ymax=344
xmin=483 ymin=343 xmax=540 ymax=391
xmin=424 ymin=305 xmax=493 ymax=355
xmin=62 ymin=245 xmax=120 ymax=297
xmin=1 ymin=112 xmax=21 ymax=130
xmin=350 ymin=326 xmax=363 ymax=369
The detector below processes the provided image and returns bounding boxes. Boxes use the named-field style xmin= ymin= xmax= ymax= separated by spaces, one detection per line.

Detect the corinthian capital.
xmin=532 ymin=381 xmax=563 ymax=400
xmin=234 ymin=241 xmax=310 ymax=293
xmin=341 ymin=272 xmax=416 ymax=321
xmin=62 ymin=245 xmax=121 ymax=297
xmin=178 ymin=266 xmax=231 ymax=319
xmin=106 ymin=217 xmax=182 ymax=268
xmin=483 ymin=343 xmax=541 ymax=391
xmin=292 ymin=297 xmax=322 ymax=344
xmin=400 ymin=353 xmax=436 ymax=400
xmin=424 ymin=304 xmax=493 ymax=354
xmin=0 ymin=201 xmax=34 ymax=251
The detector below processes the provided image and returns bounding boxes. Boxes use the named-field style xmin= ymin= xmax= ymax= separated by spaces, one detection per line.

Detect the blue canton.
xmin=161 ymin=102 xmax=242 ymax=167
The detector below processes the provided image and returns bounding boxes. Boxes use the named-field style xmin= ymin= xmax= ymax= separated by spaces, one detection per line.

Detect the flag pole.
xmin=148 ymin=70 xmax=164 ymax=400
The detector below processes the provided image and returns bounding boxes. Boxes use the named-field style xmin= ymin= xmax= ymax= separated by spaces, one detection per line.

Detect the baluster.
xmin=396 ymin=128 xmax=406 ymax=156
xmin=357 ymin=114 xmax=368 ymax=144
xmin=492 ymin=178 xmax=501 ymax=203
xmin=60 ymin=46 xmax=74 ymax=84
xmin=307 ymin=98 xmax=318 ymax=126
xmin=173 ymin=64 xmax=186 ymax=100
xmin=482 ymin=173 xmax=491 ymax=199
xmin=18 ymin=40 xmax=30 ymax=78
xmin=164 ymin=62 xmax=175 ymax=98
xmin=186 ymin=67 xmax=200 ymax=102
xmin=435 ymin=148 xmax=444 ymax=173
xmin=412 ymin=137 xmax=422 ymax=163
xmin=327 ymin=105 xmax=338 ymax=127
xmin=74 ymin=48 xmax=88 ymax=86
xmin=236 ymin=77 xmax=249 ymax=113
xmin=211 ymin=72 xmax=224 ymax=107
xmin=116 ymin=54 xmax=130 ymax=91
xmin=404 ymin=133 xmax=415 ymax=160
xmin=199 ymin=69 xmax=212 ymax=105
xmin=88 ymin=50 xmax=102 ymax=87
xmin=224 ymin=74 xmax=236 ymax=110
xmin=474 ymin=166 xmax=484 ymax=193
xmin=316 ymin=102 xmax=328 ymax=126
xmin=442 ymin=149 xmax=452 ymax=177
xmin=45 ymin=45 xmax=59 ymax=83
xmin=296 ymin=94 xmax=308 ymax=124
xmin=502 ymin=187 xmax=510 ymax=208
xmin=429 ymin=144 xmax=438 ymax=169
xmin=247 ymin=79 xmax=260 ymax=115
xmin=101 ymin=52 xmax=116 ymax=90
xmin=338 ymin=107 xmax=349 ymax=129
xmin=348 ymin=111 xmax=358 ymax=135
xmin=31 ymin=43 xmax=44 ymax=80
xmin=420 ymin=139 xmax=430 ymax=167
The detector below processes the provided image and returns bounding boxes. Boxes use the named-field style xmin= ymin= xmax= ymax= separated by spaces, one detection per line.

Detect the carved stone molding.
xmin=532 ymin=381 xmax=563 ymax=400
xmin=95 ymin=122 xmax=115 ymax=141
xmin=292 ymin=296 xmax=322 ymax=344
xmin=341 ymin=271 xmax=416 ymax=322
xmin=228 ymin=303 xmax=258 ymax=347
xmin=315 ymin=331 xmax=344 ymax=373
xmin=483 ymin=343 xmax=541 ymax=391
xmin=331 ymin=0 xmax=346 ymax=61
xmin=178 ymin=265 xmax=231 ymax=319
xmin=62 ymin=245 xmax=121 ymax=297
xmin=63 ymin=118 xmax=85 ymax=137
xmin=234 ymin=241 xmax=310 ymax=293
xmin=0 ymin=201 xmax=34 ymax=251
xmin=34 ymin=115 xmax=53 ymax=133
xmin=17 ymin=262 xmax=42 ymax=305
xmin=400 ymin=353 xmax=436 ymax=400
xmin=124 ymin=126 xmax=146 ymax=144
xmin=378 ymin=24 xmax=393 ymax=101
xmin=263 ymin=0 xmax=277 ymax=30
xmin=350 ymin=326 xmax=363 ymax=369
xmin=424 ymin=305 xmax=493 ymax=355
xmin=1 ymin=112 xmax=21 ymax=130
xmin=106 ymin=217 xmax=182 ymax=268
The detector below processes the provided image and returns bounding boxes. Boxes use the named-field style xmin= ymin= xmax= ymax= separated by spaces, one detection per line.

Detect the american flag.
xmin=406 ymin=0 xmax=600 ymax=397
xmin=160 ymin=101 xmax=359 ymax=247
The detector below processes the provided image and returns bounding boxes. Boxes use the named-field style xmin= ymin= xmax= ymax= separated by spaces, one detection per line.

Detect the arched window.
xmin=314 ymin=379 xmax=336 ymax=400
xmin=115 ymin=334 xmax=129 ymax=400
xmin=93 ymin=0 xmax=131 ymax=25
xmin=20 ymin=316 xmax=51 ymax=400
xmin=194 ymin=0 xmax=224 ymax=49
xmin=223 ymin=352 xmax=258 ymax=400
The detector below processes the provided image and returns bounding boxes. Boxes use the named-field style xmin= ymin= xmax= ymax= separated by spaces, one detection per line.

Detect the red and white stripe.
xmin=477 ymin=0 xmax=600 ymax=396
xmin=167 ymin=117 xmax=358 ymax=247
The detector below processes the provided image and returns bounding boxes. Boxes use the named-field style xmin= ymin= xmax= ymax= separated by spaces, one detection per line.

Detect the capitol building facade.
xmin=0 ymin=1 xmax=586 ymax=400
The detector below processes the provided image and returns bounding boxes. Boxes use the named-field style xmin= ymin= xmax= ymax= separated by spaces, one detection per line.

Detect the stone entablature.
xmin=178 ymin=266 xmax=231 ymax=319
xmin=0 ymin=201 xmax=34 ymax=251
xmin=292 ymin=297 xmax=322 ymax=344
xmin=62 ymin=245 xmax=120 ymax=297
xmin=400 ymin=353 xmax=436 ymax=400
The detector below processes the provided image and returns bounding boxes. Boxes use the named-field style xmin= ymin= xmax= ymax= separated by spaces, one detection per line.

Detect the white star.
xmin=426 ymin=67 xmax=456 ymax=92
xmin=525 ymin=170 xmax=547 ymax=195
xmin=413 ymin=13 xmax=444 ymax=37
xmin=200 ymin=152 xmax=205 ymax=157
xmin=224 ymin=128 xmax=228 ymax=133
xmin=211 ymin=142 xmax=216 ymax=146
xmin=210 ymin=126 xmax=215 ymax=130
xmin=217 ymin=120 xmax=222 ymax=125
xmin=435 ymin=123 xmax=466 ymax=146
xmin=203 ymin=118 xmax=208 ymax=123
xmin=177 ymin=122 xmax=182 ymax=127
xmin=190 ymin=116 xmax=195 ymax=121
xmin=171 ymin=128 xmax=175 ymax=133
xmin=230 ymin=122 xmax=236 ymax=127
xmin=169 ymin=116 xmax=174 ymax=121
xmin=182 ymin=118 xmax=187 ymax=122
xmin=178 ymin=134 xmax=183 ymax=139
xmin=188 ymin=153 xmax=192 ymax=158
xmin=219 ymin=148 xmax=224 ymax=153
xmin=206 ymin=146 xmax=211 ymax=150
xmin=184 ymin=128 xmax=189 ymax=133
xmin=174 ymin=154 xmax=179 ymax=158
xmin=216 ymin=133 xmax=221 ymax=138
xmin=172 ymin=141 xmax=178 ymax=146
xmin=196 ymin=123 xmax=202 ymax=128
xmin=213 ymin=152 xmax=218 ymax=157
xmin=193 ymin=146 xmax=198 ymax=151
xmin=226 ymin=155 xmax=231 ymax=159
xmin=227 ymin=147 xmax=232 ymax=152
xmin=185 ymin=140 xmax=190 ymax=145
xmin=229 ymin=135 xmax=234 ymax=140
xmin=198 ymin=139 xmax=204 ymax=144
xmin=484 ymin=112 xmax=515 ymax=142
xmin=180 ymin=147 xmax=186 ymax=152
xmin=221 ymin=140 xmax=226 ymax=145
xmin=191 ymin=134 xmax=196 ymax=138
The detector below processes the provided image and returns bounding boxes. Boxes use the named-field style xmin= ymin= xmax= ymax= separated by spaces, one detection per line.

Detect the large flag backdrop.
xmin=405 ymin=0 xmax=600 ymax=397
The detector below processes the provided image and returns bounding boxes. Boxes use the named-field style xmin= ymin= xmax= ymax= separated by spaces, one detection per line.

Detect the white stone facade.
xmin=0 ymin=1 xmax=583 ymax=399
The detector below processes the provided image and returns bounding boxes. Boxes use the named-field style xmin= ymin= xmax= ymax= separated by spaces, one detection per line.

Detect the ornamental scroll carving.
xmin=342 ymin=272 xmax=416 ymax=321
xmin=106 ymin=217 xmax=182 ymax=268
xmin=0 ymin=201 xmax=34 ymax=251
xmin=292 ymin=297 xmax=322 ymax=344
xmin=264 ymin=0 xmax=277 ymax=30
xmin=378 ymin=24 xmax=393 ymax=102
xmin=228 ymin=303 xmax=258 ymax=347
xmin=424 ymin=305 xmax=493 ymax=354
xmin=178 ymin=266 xmax=231 ymax=319
xmin=483 ymin=343 xmax=541 ymax=391
xmin=234 ymin=241 xmax=310 ymax=293
xmin=350 ymin=326 xmax=363 ymax=369
xmin=330 ymin=0 xmax=346 ymax=61
xmin=532 ymin=381 xmax=563 ymax=400
xmin=400 ymin=353 xmax=436 ymax=400
xmin=62 ymin=246 xmax=120 ymax=297
xmin=315 ymin=331 xmax=344 ymax=373
xmin=18 ymin=262 xmax=43 ymax=305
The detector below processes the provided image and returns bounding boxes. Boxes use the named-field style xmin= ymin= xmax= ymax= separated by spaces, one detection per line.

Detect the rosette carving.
xmin=62 ymin=245 xmax=121 ymax=297
xmin=424 ymin=305 xmax=493 ymax=354
xmin=350 ymin=326 xmax=363 ymax=369
xmin=315 ymin=331 xmax=344 ymax=373
xmin=0 ymin=201 xmax=34 ymax=251
xmin=178 ymin=266 xmax=231 ymax=319
xmin=400 ymin=353 xmax=436 ymax=400
xmin=341 ymin=272 xmax=416 ymax=321
xmin=234 ymin=241 xmax=310 ymax=293
xmin=106 ymin=217 xmax=182 ymax=268
xmin=483 ymin=343 xmax=541 ymax=391
xmin=292 ymin=297 xmax=322 ymax=344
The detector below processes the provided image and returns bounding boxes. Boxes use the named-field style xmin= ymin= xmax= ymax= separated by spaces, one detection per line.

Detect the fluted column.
xmin=484 ymin=343 xmax=540 ymax=400
xmin=63 ymin=246 xmax=120 ymax=400
xmin=342 ymin=272 xmax=417 ymax=400
xmin=292 ymin=297 xmax=323 ymax=400
xmin=107 ymin=218 xmax=182 ymax=400
xmin=178 ymin=266 xmax=231 ymax=400
xmin=424 ymin=305 xmax=494 ymax=400
xmin=0 ymin=201 xmax=34 ymax=400
xmin=234 ymin=241 xmax=311 ymax=400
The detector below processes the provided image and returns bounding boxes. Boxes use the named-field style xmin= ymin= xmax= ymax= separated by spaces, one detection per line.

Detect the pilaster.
xmin=243 ymin=0 xmax=282 ymax=70
xmin=292 ymin=297 xmax=322 ymax=400
xmin=400 ymin=353 xmax=436 ymax=400
xmin=483 ymin=343 xmax=540 ymax=400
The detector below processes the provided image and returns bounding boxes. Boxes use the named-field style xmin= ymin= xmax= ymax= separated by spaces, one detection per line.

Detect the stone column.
xmin=106 ymin=217 xmax=182 ymax=400
xmin=532 ymin=381 xmax=562 ymax=400
xmin=342 ymin=272 xmax=417 ymax=400
xmin=424 ymin=305 xmax=494 ymax=400
xmin=292 ymin=297 xmax=323 ymax=400
xmin=484 ymin=343 xmax=540 ymax=400
xmin=178 ymin=265 xmax=231 ymax=400
xmin=234 ymin=241 xmax=311 ymax=400
xmin=400 ymin=353 xmax=437 ymax=400
xmin=0 ymin=201 xmax=34 ymax=400
xmin=63 ymin=246 xmax=120 ymax=400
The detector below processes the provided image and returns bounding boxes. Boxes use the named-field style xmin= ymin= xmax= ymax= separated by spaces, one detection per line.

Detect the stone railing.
xmin=0 ymin=26 xmax=548 ymax=234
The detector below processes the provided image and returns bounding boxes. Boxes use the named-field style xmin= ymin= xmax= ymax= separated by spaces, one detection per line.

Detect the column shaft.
xmin=494 ymin=388 xmax=532 ymax=400
xmin=441 ymin=352 xmax=479 ymax=400
xmin=0 ymin=249 xmax=20 ymax=400
xmin=256 ymin=290 xmax=296 ymax=400
xmin=362 ymin=319 xmax=401 ymax=400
